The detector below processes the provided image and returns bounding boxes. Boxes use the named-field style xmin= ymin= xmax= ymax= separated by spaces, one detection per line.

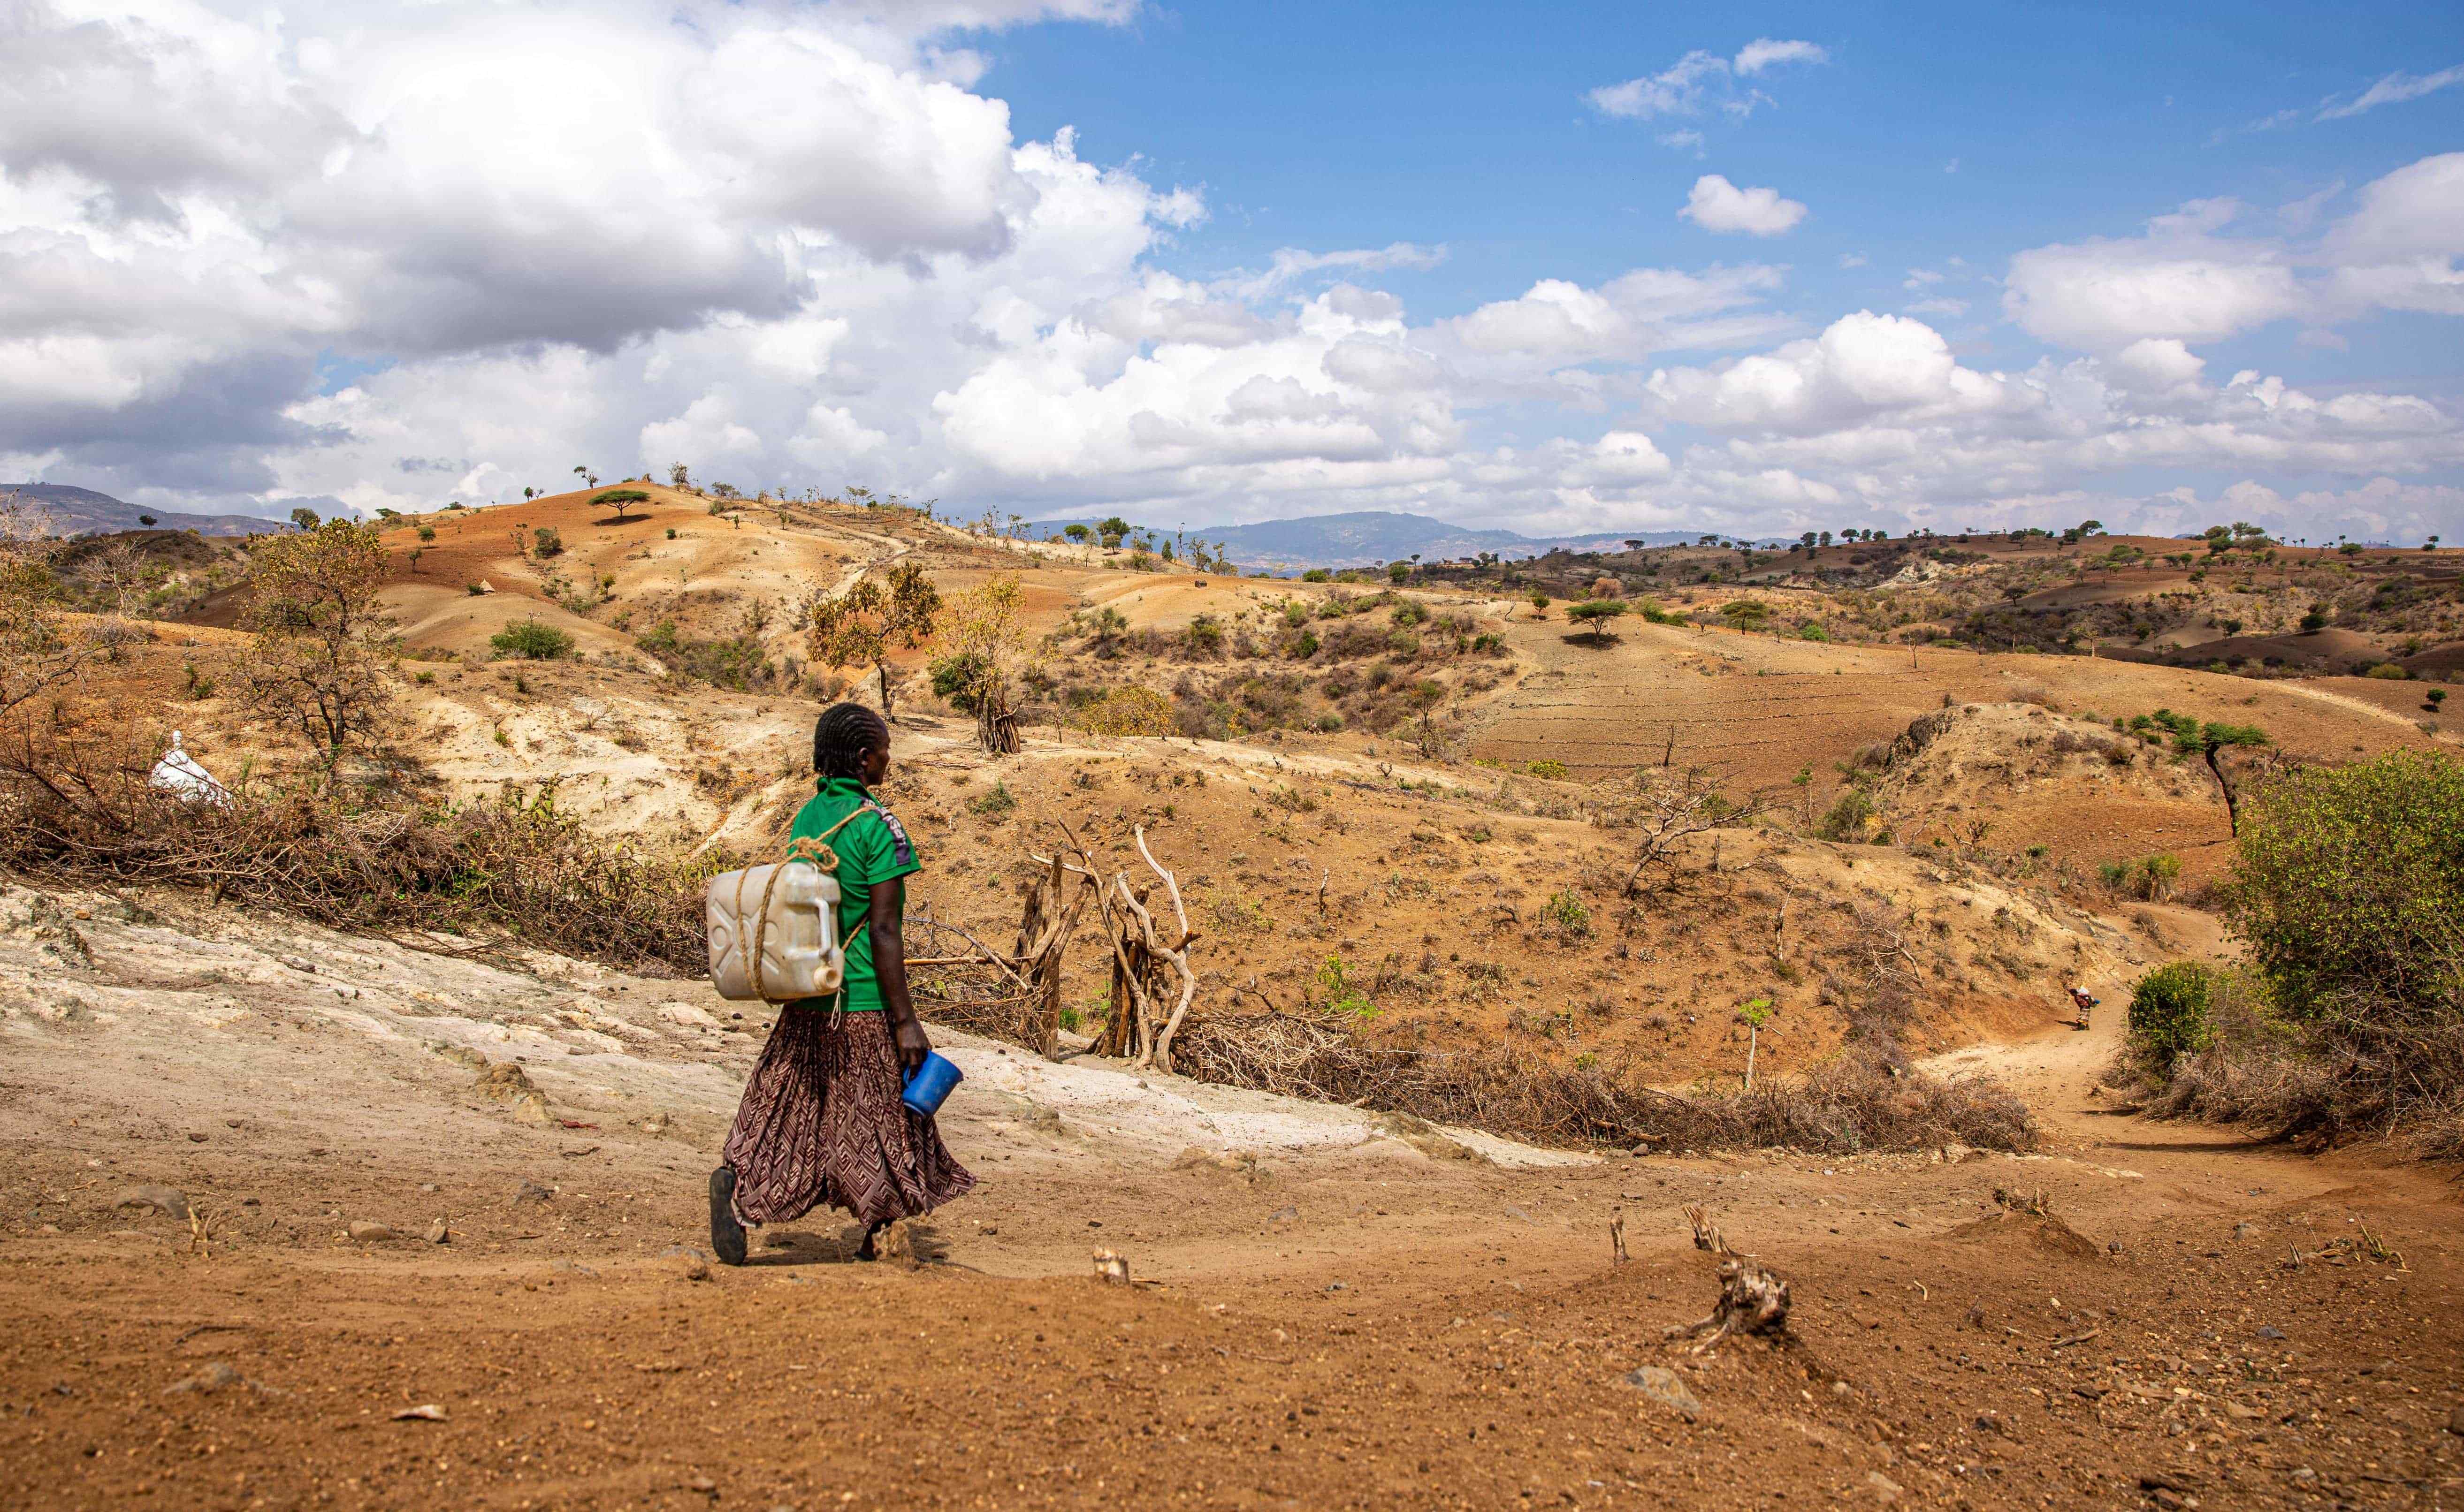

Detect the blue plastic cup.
xmin=901 ymin=1051 xmax=963 ymax=1117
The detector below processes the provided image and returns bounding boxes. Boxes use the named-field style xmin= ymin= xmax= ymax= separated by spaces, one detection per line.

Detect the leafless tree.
xmin=1619 ymin=764 xmax=1773 ymax=896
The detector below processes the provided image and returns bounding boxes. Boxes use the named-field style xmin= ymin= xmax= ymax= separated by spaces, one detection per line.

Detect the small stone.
xmin=424 ymin=1220 xmax=450 ymax=1245
xmin=1620 ymin=1365 xmax=1701 ymax=1420
xmin=240 ymin=1197 xmax=259 ymax=1207
xmin=2290 ymin=1467 xmax=2318 ymax=1485
xmin=391 ymin=1404 xmax=447 ymax=1421
xmin=1326 ymin=1281 xmax=1349 ymax=1292
xmin=1974 ymin=1411 xmax=2009 ymax=1436
xmin=112 ymin=1185 xmax=190 ymax=1220
xmin=1866 ymin=1471 xmax=1902 ymax=1504
xmin=2234 ymin=1222 xmax=2257 ymax=1239
xmin=419 ymin=1182 xmax=439 ymax=1194
xmin=347 ymin=1221 xmax=394 ymax=1242
xmin=1091 ymin=1250 xmax=1130 ymax=1286
xmin=663 ymin=1245 xmax=711 ymax=1281
xmin=2255 ymin=1324 xmax=2285 ymax=1340
xmin=186 ymin=1132 xmax=207 ymax=1143
xmin=513 ymin=1180 xmax=553 ymax=1204
xmin=168 ymin=1361 xmax=244 ymax=1395
xmin=1269 ymin=1205 xmax=1299 ymax=1223
xmin=1831 ymin=1380 xmax=1854 ymax=1398
xmin=2446 ymin=1405 xmax=2464 ymax=1436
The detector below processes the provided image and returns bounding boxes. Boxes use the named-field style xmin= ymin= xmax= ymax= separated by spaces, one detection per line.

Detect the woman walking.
xmin=710 ymin=702 xmax=973 ymax=1263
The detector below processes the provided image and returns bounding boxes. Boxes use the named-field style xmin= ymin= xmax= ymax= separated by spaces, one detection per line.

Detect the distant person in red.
xmin=709 ymin=702 xmax=972 ymax=1264
xmin=2066 ymin=984 xmax=2099 ymax=1028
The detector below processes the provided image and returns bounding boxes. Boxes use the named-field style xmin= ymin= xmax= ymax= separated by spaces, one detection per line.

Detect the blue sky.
xmin=987 ymin=0 xmax=2462 ymax=386
xmin=2 ymin=0 xmax=2460 ymax=539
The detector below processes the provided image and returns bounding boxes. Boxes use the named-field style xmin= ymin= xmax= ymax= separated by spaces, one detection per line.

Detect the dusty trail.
xmin=1 ymin=883 xmax=2459 ymax=1512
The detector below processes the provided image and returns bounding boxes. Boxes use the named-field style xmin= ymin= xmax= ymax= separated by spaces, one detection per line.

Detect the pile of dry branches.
xmin=1169 ymin=1008 xmax=2035 ymax=1155
xmin=0 ymin=725 xmax=717 ymax=972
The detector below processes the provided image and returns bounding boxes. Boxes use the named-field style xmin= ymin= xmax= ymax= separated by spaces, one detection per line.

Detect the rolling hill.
xmin=2 ymin=482 xmax=287 ymax=538
xmin=1023 ymin=509 xmax=1701 ymax=570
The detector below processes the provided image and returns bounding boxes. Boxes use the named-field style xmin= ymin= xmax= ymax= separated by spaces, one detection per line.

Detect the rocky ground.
xmin=2 ymin=880 xmax=2460 ymax=1511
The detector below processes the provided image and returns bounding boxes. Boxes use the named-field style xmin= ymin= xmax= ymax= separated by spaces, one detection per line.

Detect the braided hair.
xmin=812 ymin=702 xmax=889 ymax=782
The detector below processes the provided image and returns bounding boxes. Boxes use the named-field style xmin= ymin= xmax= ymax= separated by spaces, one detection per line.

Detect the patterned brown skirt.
xmin=720 ymin=1008 xmax=973 ymax=1227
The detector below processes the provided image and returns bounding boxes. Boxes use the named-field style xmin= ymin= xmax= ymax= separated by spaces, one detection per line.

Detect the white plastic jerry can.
xmin=705 ymin=861 xmax=845 ymax=1003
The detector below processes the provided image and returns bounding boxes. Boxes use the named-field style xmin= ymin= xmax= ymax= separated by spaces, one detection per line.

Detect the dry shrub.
xmin=0 ymin=722 xmax=717 ymax=972
xmin=2133 ymin=969 xmax=2464 ymax=1158
xmin=1166 ymin=1010 xmax=2035 ymax=1155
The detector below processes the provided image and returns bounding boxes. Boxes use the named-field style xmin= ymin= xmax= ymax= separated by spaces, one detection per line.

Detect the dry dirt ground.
xmin=4 ymin=883 xmax=2461 ymax=1512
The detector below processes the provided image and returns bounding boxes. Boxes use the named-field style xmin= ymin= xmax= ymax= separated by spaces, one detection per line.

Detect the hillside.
xmin=1026 ymin=509 xmax=1699 ymax=570
xmin=8 ymin=484 xmax=2462 ymax=1512
xmin=2 ymin=482 xmax=284 ymax=537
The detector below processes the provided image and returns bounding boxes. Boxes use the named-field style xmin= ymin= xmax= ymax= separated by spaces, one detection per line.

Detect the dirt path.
xmin=3 ymin=884 xmax=2459 ymax=1511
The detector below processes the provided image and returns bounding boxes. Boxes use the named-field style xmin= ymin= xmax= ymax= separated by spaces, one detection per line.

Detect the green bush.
xmin=1796 ymin=621 xmax=1830 ymax=641
xmin=1315 ymin=955 xmax=1375 ymax=1017
xmin=2365 ymin=662 xmax=2410 ymax=680
xmin=1541 ymin=887 xmax=1592 ymax=937
xmin=1388 ymin=562 xmax=1411 ymax=584
xmin=1301 ymin=568 xmax=1332 ymax=583
xmin=1183 ymin=614 xmax=1224 ymax=653
xmin=1817 ymin=788 xmax=1874 ymax=841
xmin=2129 ymin=963 xmax=2216 ymax=1068
xmin=1526 ymin=759 xmax=1569 ymax=780
xmin=490 ymin=618 xmax=573 ymax=660
xmin=2098 ymin=852 xmax=2182 ymax=900
xmin=2228 ymin=751 xmax=2464 ymax=1026
xmin=531 ymin=526 xmax=563 ymax=558
xmin=930 ymin=651 xmax=990 ymax=710
xmin=967 ymin=781 xmax=1016 ymax=817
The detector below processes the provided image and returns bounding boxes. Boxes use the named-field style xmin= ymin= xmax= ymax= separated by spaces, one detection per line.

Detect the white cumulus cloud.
xmin=1679 ymin=176 xmax=1807 ymax=236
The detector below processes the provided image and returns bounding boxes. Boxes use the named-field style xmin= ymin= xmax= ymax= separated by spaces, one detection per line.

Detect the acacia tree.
xmin=805 ymin=559 xmax=938 ymax=720
xmin=235 ymin=519 xmax=396 ymax=758
xmin=593 ymin=489 xmax=650 ymax=524
xmin=1566 ymin=599 xmax=1627 ymax=645
xmin=938 ymin=573 xmax=1024 ymax=753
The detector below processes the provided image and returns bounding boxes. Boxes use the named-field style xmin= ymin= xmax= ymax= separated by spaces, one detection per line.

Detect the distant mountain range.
xmin=1022 ymin=510 xmax=1706 ymax=570
xmin=2 ymin=483 xmax=283 ymax=538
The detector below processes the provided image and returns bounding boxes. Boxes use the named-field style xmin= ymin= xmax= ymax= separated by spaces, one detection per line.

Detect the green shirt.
xmin=786 ymin=777 xmax=921 ymax=1013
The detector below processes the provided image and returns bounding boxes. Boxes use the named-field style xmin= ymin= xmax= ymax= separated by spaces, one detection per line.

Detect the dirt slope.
xmin=3 ymin=881 xmax=2458 ymax=1512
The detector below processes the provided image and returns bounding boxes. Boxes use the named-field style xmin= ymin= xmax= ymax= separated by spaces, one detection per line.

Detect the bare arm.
xmin=868 ymin=875 xmax=930 ymax=1073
